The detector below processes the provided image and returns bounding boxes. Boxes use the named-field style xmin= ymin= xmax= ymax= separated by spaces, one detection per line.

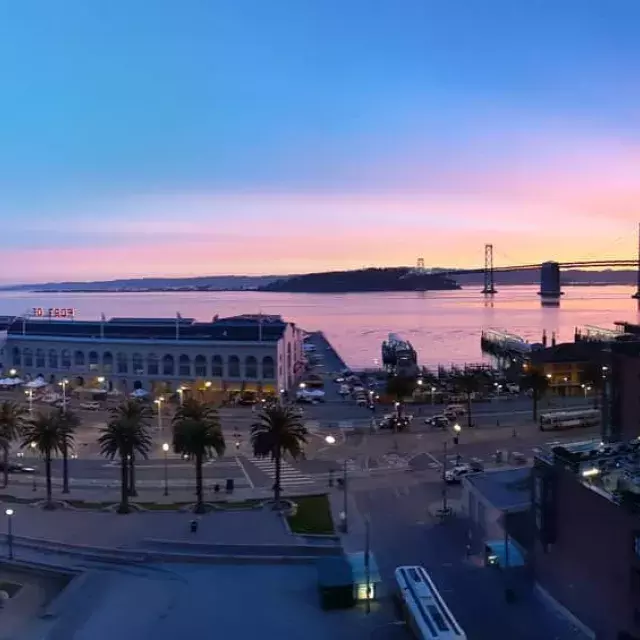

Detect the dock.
xmin=481 ymin=329 xmax=531 ymax=362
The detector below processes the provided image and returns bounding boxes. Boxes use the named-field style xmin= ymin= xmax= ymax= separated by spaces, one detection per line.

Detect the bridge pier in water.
xmin=538 ymin=261 xmax=563 ymax=299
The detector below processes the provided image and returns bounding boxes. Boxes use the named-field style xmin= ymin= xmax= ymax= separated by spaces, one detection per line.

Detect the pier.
xmin=481 ymin=329 xmax=531 ymax=364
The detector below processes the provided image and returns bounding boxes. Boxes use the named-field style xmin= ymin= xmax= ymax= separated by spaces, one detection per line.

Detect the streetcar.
xmin=539 ymin=408 xmax=600 ymax=431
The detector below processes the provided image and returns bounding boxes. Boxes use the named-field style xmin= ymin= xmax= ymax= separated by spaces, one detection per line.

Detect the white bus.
xmin=539 ymin=408 xmax=600 ymax=431
xmin=394 ymin=565 xmax=467 ymax=639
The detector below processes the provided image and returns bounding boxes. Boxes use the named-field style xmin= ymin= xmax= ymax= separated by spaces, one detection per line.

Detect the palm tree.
xmin=98 ymin=399 xmax=152 ymax=514
xmin=21 ymin=410 xmax=66 ymax=509
xmin=0 ymin=401 xmax=27 ymax=489
xmin=455 ymin=370 xmax=480 ymax=428
xmin=251 ymin=403 xmax=308 ymax=506
xmin=55 ymin=408 xmax=80 ymax=494
xmin=520 ymin=369 xmax=549 ymax=422
xmin=172 ymin=398 xmax=226 ymax=514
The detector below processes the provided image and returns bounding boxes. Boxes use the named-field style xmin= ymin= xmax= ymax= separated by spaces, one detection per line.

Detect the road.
xmin=354 ymin=476 xmax=589 ymax=640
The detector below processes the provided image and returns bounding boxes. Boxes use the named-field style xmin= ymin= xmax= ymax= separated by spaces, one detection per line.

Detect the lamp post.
xmin=97 ymin=376 xmax=106 ymax=392
xmin=30 ymin=442 xmax=36 ymax=492
xmin=162 ymin=442 xmax=169 ymax=496
xmin=324 ymin=435 xmax=347 ymax=532
xmin=5 ymin=508 xmax=14 ymax=560
xmin=430 ymin=386 xmax=436 ymax=405
xmin=59 ymin=378 xmax=69 ymax=413
xmin=453 ymin=422 xmax=461 ymax=447
xmin=25 ymin=389 xmax=33 ymax=415
xmin=177 ymin=387 xmax=184 ymax=406
xmin=155 ymin=396 xmax=164 ymax=431
xmin=8 ymin=369 xmax=16 ymax=378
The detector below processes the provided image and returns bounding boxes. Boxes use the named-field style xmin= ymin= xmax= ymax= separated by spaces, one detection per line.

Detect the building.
xmin=609 ymin=341 xmax=640 ymax=442
xmin=532 ymin=438 xmax=640 ymax=639
xmin=0 ymin=314 xmax=304 ymax=397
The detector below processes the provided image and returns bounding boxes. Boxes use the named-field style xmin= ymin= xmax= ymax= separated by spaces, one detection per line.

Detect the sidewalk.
xmin=327 ymin=486 xmax=368 ymax=554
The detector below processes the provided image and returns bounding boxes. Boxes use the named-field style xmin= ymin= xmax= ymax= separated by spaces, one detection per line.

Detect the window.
xmin=132 ymin=353 xmax=144 ymax=375
xmin=228 ymin=355 xmax=240 ymax=378
xmin=211 ymin=355 xmax=223 ymax=377
xmin=103 ymin=351 xmax=113 ymax=374
xmin=11 ymin=347 xmax=21 ymax=367
xmin=74 ymin=350 xmax=85 ymax=367
xmin=61 ymin=349 xmax=71 ymax=369
xmin=245 ymin=356 xmax=258 ymax=379
xmin=23 ymin=348 xmax=33 ymax=367
xmin=117 ymin=352 xmax=128 ymax=374
xmin=88 ymin=351 xmax=99 ymax=371
xmin=147 ymin=353 xmax=159 ymax=376
xmin=162 ymin=354 xmax=174 ymax=376
xmin=48 ymin=349 xmax=58 ymax=369
xmin=262 ymin=356 xmax=275 ymax=379
xmin=194 ymin=355 xmax=207 ymax=378
xmin=178 ymin=354 xmax=191 ymax=377
xmin=35 ymin=349 xmax=45 ymax=368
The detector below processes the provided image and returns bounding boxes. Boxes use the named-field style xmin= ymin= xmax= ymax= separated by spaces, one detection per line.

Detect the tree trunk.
xmin=45 ymin=451 xmax=53 ymax=508
xmin=118 ymin=454 xmax=130 ymax=514
xmin=2 ymin=444 xmax=9 ymax=489
xmin=62 ymin=440 xmax=70 ymax=494
xmin=194 ymin=452 xmax=204 ymax=514
xmin=128 ymin=451 xmax=137 ymax=497
xmin=466 ymin=393 xmax=472 ymax=429
xmin=274 ymin=446 xmax=282 ymax=507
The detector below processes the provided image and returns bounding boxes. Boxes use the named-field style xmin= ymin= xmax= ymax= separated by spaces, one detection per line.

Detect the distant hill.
xmin=259 ymin=268 xmax=460 ymax=293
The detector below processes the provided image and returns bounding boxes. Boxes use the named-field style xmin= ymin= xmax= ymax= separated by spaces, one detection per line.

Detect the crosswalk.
xmin=248 ymin=457 xmax=316 ymax=487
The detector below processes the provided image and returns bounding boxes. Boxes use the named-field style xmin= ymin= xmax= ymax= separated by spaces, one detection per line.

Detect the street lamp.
xmin=29 ymin=442 xmax=36 ymax=491
xmin=324 ymin=435 xmax=347 ymax=531
xmin=97 ymin=376 xmax=106 ymax=392
xmin=430 ymin=386 xmax=436 ymax=405
xmin=25 ymin=389 xmax=33 ymax=415
xmin=162 ymin=442 xmax=169 ymax=496
xmin=154 ymin=396 xmax=164 ymax=431
xmin=453 ymin=423 xmax=461 ymax=451
xmin=8 ymin=369 xmax=16 ymax=377
xmin=58 ymin=378 xmax=69 ymax=413
xmin=177 ymin=387 xmax=185 ymax=406
xmin=5 ymin=508 xmax=14 ymax=560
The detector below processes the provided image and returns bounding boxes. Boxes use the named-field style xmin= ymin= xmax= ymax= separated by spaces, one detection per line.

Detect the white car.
xmin=80 ymin=401 xmax=100 ymax=411
xmin=444 ymin=464 xmax=473 ymax=484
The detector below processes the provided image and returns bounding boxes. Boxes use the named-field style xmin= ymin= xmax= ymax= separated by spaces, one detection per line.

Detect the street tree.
xmin=0 ymin=401 xmax=27 ymax=489
xmin=55 ymin=408 xmax=80 ymax=494
xmin=251 ymin=403 xmax=307 ymax=507
xmin=520 ymin=369 xmax=549 ymax=421
xmin=98 ymin=399 xmax=152 ymax=514
xmin=21 ymin=410 xmax=66 ymax=509
xmin=454 ymin=370 xmax=481 ymax=428
xmin=172 ymin=398 xmax=225 ymax=514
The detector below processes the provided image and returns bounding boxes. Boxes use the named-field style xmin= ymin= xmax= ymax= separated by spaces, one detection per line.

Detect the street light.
xmin=177 ymin=387 xmax=185 ymax=406
xmin=58 ymin=378 xmax=69 ymax=413
xmin=8 ymin=369 xmax=16 ymax=377
xmin=162 ymin=442 xmax=169 ymax=496
xmin=324 ymin=435 xmax=347 ymax=531
xmin=25 ymin=389 xmax=33 ymax=415
xmin=97 ymin=376 xmax=106 ymax=392
xmin=154 ymin=396 xmax=164 ymax=431
xmin=5 ymin=508 xmax=14 ymax=560
xmin=29 ymin=442 xmax=36 ymax=491
xmin=453 ymin=423 xmax=461 ymax=448
xmin=325 ymin=435 xmax=336 ymax=445
xmin=430 ymin=386 xmax=436 ymax=405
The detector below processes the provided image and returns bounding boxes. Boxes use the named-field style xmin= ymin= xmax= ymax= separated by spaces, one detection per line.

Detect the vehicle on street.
xmin=379 ymin=415 xmax=412 ymax=431
xmin=394 ymin=565 xmax=467 ymax=640
xmin=425 ymin=415 xmax=450 ymax=429
xmin=539 ymin=408 xmax=600 ymax=431
xmin=338 ymin=384 xmax=350 ymax=396
xmin=444 ymin=404 xmax=466 ymax=416
xmin=80 ymin=401 xmax=100 ymax=411
xmin=444 ymin=463 xmax=473 ymax=483
xmin=0 ymin=461 xmax=36 ymax=474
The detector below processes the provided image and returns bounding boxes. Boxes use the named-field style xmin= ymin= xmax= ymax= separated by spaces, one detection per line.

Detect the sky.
xmin=1 ymin=0 xmax=640 ymax=282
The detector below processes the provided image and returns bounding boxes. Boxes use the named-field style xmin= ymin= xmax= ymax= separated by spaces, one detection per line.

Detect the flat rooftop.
xmin=465 ymin=467 xmax=531 ymax=511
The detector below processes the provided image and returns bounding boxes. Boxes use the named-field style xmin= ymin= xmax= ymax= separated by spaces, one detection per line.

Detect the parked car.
xmin=0 ymin=462 xmax=36 ymax=474
xmin=444 ymin=464 xmax=473 ymax=484
xmin=425 ymin=415 xmax=450 ymax=429
xmin=80 ymin=401 xmax=100 ymax=411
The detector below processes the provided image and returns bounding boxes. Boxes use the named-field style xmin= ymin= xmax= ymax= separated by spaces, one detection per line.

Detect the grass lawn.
xmin=286 ymin=494 xmax=335 ymax=535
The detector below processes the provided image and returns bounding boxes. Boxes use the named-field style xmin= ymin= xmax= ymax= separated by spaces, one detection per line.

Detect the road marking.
xmin=249 ymin=457 xmax=315 ymax=486
xmin=236 ymin=456 xmax=254 ymax=489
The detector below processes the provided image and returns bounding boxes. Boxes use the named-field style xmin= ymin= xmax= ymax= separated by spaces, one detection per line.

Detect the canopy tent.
xmin=25 ymin=378 xmax=47 ymax=389
xmin=0 ymin=378 xmax=23 ymax=386
xmin=130 ymin=388 xmax=149 ymax=398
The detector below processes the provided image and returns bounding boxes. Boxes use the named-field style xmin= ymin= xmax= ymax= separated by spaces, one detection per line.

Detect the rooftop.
xmin=464 ymin=467 xmax=532 ymax=512
xmin=535 ymin=437 xmax=640 ymax=512
xmin=529 ymin=341 xmax=605 ymax=364
xmin=3 ymin=314 xmax=289 ymax=343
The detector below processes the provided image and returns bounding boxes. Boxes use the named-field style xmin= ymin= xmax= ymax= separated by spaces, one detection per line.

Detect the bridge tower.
xmin=538 ymin=261 xmax=563 ymax=298
xmin=632 ymin=223 xmax=640 ymax=299
xmin=416 ymin=257 xmax=425 ymax=272
xmin=481 ymin=244 xmax=497 ymax=294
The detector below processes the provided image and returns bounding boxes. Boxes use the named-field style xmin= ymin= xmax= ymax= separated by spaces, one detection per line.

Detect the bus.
xmin=394 ymin=565 xmax=467 ymax=639
xmin=539 ymin=408 xmax=601 ymax=431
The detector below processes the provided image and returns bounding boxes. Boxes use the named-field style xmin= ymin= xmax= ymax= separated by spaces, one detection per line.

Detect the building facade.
xmin=0 ymin=314 xmax=305 ymax=397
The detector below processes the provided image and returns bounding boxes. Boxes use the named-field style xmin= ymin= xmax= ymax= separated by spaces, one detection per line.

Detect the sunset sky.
xmin=1 ymin=1 xmax=639 ymax=282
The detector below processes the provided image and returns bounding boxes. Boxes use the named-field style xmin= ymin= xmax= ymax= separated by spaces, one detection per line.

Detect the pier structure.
xmin=574 ymin=325 xmax=626 ymax=343
xmin=480 ymin=329 xmax=531 ymax=368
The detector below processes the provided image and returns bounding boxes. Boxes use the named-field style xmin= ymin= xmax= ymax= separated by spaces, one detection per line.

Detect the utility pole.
xmin=365 ymin=518 xmax=371 ymax=614
xmin=342 ymin=460 xmax=348 ymax=533
xmin=441 ymin=440 xmax=449 ymax=514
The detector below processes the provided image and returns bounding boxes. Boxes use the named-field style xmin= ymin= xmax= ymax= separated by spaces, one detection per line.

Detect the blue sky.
xmin=0 ymin=1 xmax=639 ymax=280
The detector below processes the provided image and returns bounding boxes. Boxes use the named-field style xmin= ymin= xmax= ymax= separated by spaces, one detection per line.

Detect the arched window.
xmin=178 ymin=354 xmax=191 ymax=377
xmin=117 ymin=352 xmax=128 ymax=374
xmin=23 ymin=348 xmax=33 ymax=367
xmin=61 ymin=349 xmax=71 ymax=369
xmin=194 ymin=355 xmax=207 ymax=378
xmin=245 ymin=356 xmax=258 ymax=379
xmin=133 ymin=380 xmax=143 ymax=390
xmin=102 ymin=351 xmax=113 ymax=373
xmin=211 ymin=355 xmax=223 ymax=377
xmin=35 ymin=349 xmax=45 ymax=368
xmin=11 ymin=347 xmax=21 ymax=367
xmin=48 ymin=349 xmax=58 ymax=369
xmin=74 ymin=350 xmax=85 ymax=367
xmin=132 ymin=353 xmax=144 ymax=375
xmin=147 ymin=353 xmax=159 ymax=376
xmin=228 ymin=355 xmax=240 ymax=378
xmin=262 ymin=356 xmax=275 ymax=379
xmin=88 ymin=351 xmax=99 ymax=371
xmin=162 ymin=354 xmax=174 ymax=376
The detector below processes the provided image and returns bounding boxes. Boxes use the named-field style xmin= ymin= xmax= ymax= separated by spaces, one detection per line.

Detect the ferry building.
xmin=0 ymin=313 xmax=305 ymax=398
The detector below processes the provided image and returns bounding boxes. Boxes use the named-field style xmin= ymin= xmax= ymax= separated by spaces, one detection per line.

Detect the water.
xmin=2 ymin=285 xmax=639 ymax=368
